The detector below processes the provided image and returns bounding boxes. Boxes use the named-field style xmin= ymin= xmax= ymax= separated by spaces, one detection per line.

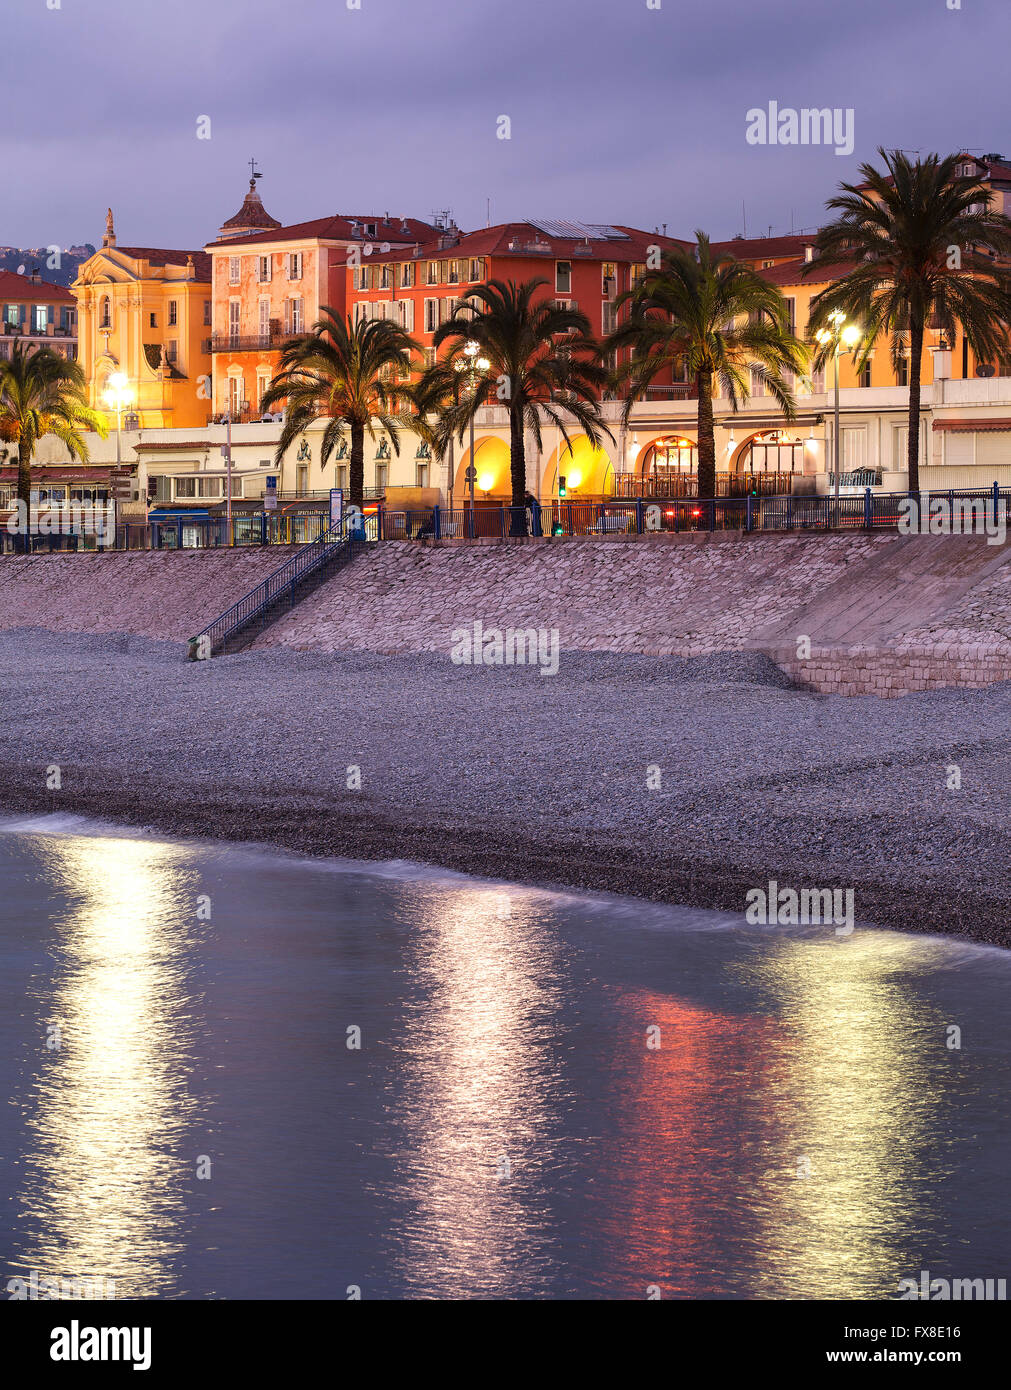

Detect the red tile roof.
xmin=357 ymin=222 xmax=691 ymax=265
xmin=115 ymin=247 xmax=212 ymax=279
xmin=209 ymin=215 xmax=439 ymax=250
xmin=756 ymin=257 xmax=859 ymax=286
xmin=0 ymin=269 xmax=74 ymax=301
xmin=712 ymin=234 xmax=818 ymax=260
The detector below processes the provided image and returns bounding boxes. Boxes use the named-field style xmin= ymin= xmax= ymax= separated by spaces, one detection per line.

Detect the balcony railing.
xmin=208 ymin=331 xmax=293 ymax=353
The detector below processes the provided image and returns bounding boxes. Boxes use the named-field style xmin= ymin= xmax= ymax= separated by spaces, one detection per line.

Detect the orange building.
xmin=205 ymin=179 xmax=436 ymax=422
xmin=74 ymin=212 xmax=212 ymax=430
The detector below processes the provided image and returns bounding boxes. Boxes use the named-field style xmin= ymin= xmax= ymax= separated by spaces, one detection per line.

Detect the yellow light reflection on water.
xmin=743 ymin=931 xmax=948 ymax=1299
xmin=392 ymin=886 xmax=566 ymax=1297
xmin=16 ymin=833 xmax=204 ymax=1299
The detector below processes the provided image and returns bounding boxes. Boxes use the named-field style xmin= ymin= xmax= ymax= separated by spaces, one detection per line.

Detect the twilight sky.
xmin=7 ymin=0 xmax=1009 ymax=251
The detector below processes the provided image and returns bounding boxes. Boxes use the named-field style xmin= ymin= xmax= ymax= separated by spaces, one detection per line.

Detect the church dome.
xmin=216 ymin=174 xmax=282 ymax=241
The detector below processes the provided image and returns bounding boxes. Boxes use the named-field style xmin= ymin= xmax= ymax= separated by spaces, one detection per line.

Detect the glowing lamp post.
xmin=455 ymin=340 xmax=490 ymax=512
xmin=103 ymin=371 xmax=133 ymax=469
xmin=815 ymin=312 xmax=860 ymax=528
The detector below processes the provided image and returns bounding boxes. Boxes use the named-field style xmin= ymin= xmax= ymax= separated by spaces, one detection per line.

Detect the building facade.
xmin=204 ymin=188 xmax=437 ymax=426
xmin=0 ymin=270 xmax=77 ymax=361
xmin=73 ymin=211 xmax=212 ymax=431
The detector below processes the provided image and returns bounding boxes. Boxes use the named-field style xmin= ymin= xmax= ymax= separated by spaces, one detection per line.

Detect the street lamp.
xmin=454 ymin=340 xmax=490 ymax=517
xmin=815 ymin=311 xmax=860 ymax=527
xmin=103 ymin=371 xmax=133 ymax=468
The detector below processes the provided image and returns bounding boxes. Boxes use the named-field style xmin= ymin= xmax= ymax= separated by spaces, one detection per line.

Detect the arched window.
xmin=100 ymin=296 xmax=112 ymax=329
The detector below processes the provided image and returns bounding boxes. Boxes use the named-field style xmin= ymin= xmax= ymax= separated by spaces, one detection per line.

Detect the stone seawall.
xmin=3 ymin=533 xmax=1011 ymax=697
xmin=253 ymin=533 xmax=895 ymax=657
xmin=779 ymin=645 xmax=1011 ymax=697
xmin=0 ymin=548 xmax=299 ymax=641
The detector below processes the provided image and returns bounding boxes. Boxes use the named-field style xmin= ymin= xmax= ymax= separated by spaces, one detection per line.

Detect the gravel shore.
xmin=1 ymin=627 xmax=1009 ymax=947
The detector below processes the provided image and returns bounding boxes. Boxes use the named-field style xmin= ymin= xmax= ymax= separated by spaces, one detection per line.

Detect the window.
xmin=166 ymin=339 xmax=178 ymax=363
xmin=396 ymin=299 xmax=414 ymax=332
xmin=556 ymin=261 xmax=572 ymax=294
xmin=469 ymin=257 xmax=483 ymax=283
xmin=229 ymin=256 xmax=241 ymax=284
xmin=783 ymin=297 xmax=796 ymax=333
xmin=602 ymin=301 xmax=617 ymax=336
xmin=227 ymin=375 xmax=244 ymax=415
xmin=427 ymin=261 xmax=439 ymax=286
xmin=448 ymin=260 xmax=460 ymax=284
xmin=365 ymin=223 xmax=377 ymax=237
xmin=749 ymin=367 xmax=766 ymax=397
xmin=258 ymin=255 xmax=271 ymax=284
xmin=168 ymin=300 xmax=178 ymax=326
xmin=896 ymin=355 xmax=909 ymax=387
xmin=399 ymin=263 xmax=414 ymax=289
xmin=287 ymin=252 xmax=303 ymax=281
xmin=376 ymin=462 xmax=388 ymax=491
xmin=810 ymin=365 xmax=825 ymax=393
xmin=229 ymin=300 xmax=240 ymax=343
xmin=380 ymin=264 xmax=392 ymax=289
xmin=203 ymin=300 xmax=212 ymax=327
xmin=336 ymin=465 xmax=349 ymax=491
xmin=257 ymin=372 xmax=271 ymax=409
xmin=33 ymin=305 xmax=48 ymax=333
xmin=858 ymin=360 xmax=872 ymax=388
xmin=841 ymin=427 xmax=867 ymax=470
xmin=99 ymin=296 xmax=112 ymax=329
xmin=174 ymin=476 xmax=223 ymax=499
xmin=416 ymin=462 xmax=429 ymax=488
xmin=259 ymin=297 xmax=271 ymax=342
xmin=424 ymin=298 xmax=438 ymax=332
xmin=601 ymin=262 xmax=617 ymax=297
xmin=149 ymin=312 xmax=157 ymax=328
xmin=762 ymin=259 xmax=775 ymax=269
xmin=355 ymin=266 xmax=368 ymax=291
xmin=286 ymin=297 xmax=304 ymax=334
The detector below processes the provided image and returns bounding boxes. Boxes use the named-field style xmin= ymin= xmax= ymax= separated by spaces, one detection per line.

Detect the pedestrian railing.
xmin=186 ymin=512 xmax=377 ymax=658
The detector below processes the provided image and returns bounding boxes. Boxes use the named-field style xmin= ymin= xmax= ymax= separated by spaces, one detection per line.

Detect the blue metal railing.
xmin=187 ymin=511 xmax=377 ymax=658
xmin=379 ymin=487 xmax=1011 ymax=540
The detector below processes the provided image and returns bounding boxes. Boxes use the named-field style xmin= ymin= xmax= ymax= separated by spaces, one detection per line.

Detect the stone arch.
xmin=453 ymin=434 xmax=510 ymax=498
xmin=540 ymin=434 xmax=616 ymax=497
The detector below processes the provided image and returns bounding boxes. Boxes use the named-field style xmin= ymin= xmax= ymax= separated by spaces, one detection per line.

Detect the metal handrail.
xmin=187 ymin=517 xmax=366 ymax=657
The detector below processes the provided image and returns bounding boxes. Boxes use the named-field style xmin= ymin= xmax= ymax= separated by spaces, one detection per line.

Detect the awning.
xmin=932 ymin=418 xmax=1011 ymax=432
xmin=148 ymin=508 xmax=214 ymax=521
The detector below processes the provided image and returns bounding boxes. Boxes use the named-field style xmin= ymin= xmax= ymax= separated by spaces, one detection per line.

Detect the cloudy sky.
xmin=8 ymin=0 xmax=1008 ymax=251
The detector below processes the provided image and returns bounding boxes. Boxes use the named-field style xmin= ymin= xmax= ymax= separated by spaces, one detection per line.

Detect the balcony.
xmin=209 ymin=331 xmax=293 ymax=353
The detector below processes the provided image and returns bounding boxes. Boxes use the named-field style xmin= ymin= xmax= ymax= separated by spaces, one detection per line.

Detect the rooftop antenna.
xmin=742 ymin=201 xmax=747 ymax=237
xmin=486 ymin=196 xmax=490 ymax=228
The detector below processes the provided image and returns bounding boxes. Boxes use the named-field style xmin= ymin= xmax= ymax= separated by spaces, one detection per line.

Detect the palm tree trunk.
xmin=906 ymin=318 xmax=924 ymax=496
xmin=349 ymin=422 xmax=365 ymax=511
xmin=15 ymin=444 xmax=31 ymax=555
xmin=696 ymin=368 xmax=717 ymax=498
xmin=509 ymin=406 xmax=526 ymax=536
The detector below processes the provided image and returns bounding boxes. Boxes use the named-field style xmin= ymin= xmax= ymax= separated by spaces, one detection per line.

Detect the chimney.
xmin=804 ymin=244 xmax=814 ymax=262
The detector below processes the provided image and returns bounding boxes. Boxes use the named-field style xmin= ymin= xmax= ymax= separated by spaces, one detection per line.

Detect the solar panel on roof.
xmin=528 ymin=218 xmax=629 ymax=241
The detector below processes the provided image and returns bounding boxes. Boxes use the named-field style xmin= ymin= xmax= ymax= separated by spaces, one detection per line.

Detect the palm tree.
xmin=804 ymin=148 xmax=1011 ymax=495
xmin=0 ymin=343 xmax=106 ymax=551
xmin=606 ymin=231 xmax=808 ymax=498
xmin=415 ymin=279 xmax=611 ymax=533
xmin=261 ymin=310 xmax=418 ymax=512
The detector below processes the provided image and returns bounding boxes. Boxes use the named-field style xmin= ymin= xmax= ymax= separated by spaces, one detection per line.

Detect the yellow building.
xmin=73 ymin=211 xmax=213 ymax=430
